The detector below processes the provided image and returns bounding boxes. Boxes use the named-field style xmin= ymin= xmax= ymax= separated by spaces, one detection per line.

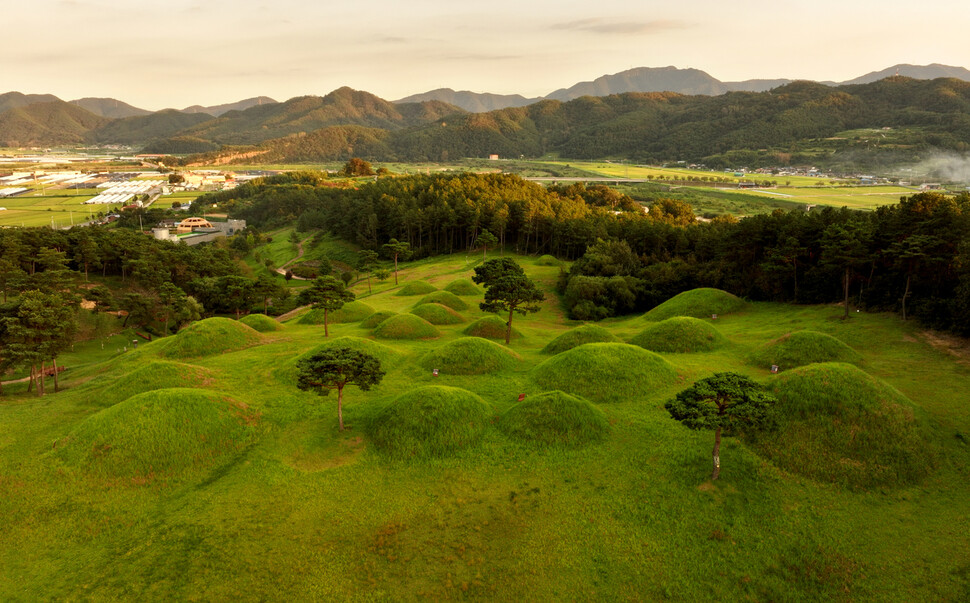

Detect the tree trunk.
xmin=902 ymin=274 xmax=911 ymax=321
xmin=27 ymin=365 xmax=34 ymax=393
xmin=324 ymin=308 xmax=329 ymax=338
xmin=337 ymin=383 xmax=345 ymax=431
xmin=367 ymin=275 xmax=372 ymax=294
xmin=506 ymin=307 xmax=514 ymax=345
xmin=483 ymin=246 xmax=487 ymax=261
xmin=38 ymin=361 xmax=45 ymax=397
xmin=52 ymin=358 xmax=59 ymax=393
xmin=393 ymin=255 xmax=399 ymax=285
xmin=843 ymin=267 xmax=850 ymax=320
xmin=712 ymin=426 xmax=721 ymax=481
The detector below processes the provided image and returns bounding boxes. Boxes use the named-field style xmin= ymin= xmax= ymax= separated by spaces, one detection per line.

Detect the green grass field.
xmin=2 ymin=253 xmax=970 ymax=600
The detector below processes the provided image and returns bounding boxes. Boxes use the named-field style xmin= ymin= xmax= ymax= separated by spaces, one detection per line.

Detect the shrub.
xmin=630 ymin=317 xmax=727 ymax=353
xmin=368 ymin=386 xmax=491 ymax=459
xmin=542 ymin=325 xmax=619 ymax=354
xmin=499 ymin=391 xmax=609 ymax=448
xmin=419 ymin=337 xmax=520 ymax=375
xmin=532 ymin=343 xmax=679 ymax=404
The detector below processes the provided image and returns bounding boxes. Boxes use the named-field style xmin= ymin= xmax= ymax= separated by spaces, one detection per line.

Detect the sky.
xmin=3 ymin=0 xmax=969 ymax=110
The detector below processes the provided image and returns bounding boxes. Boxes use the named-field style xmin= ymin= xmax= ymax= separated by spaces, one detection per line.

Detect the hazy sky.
xmin=4 ymin=0 xmax=968 ymax=110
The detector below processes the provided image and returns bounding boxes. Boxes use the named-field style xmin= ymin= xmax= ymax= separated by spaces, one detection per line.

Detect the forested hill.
xmin=187 ymin=77 xmax=970 ymax=168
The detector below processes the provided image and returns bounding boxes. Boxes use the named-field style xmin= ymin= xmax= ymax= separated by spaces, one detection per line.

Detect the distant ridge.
xmin=394 ymin=88 xmax=539 ymax=113
xmin=0 ymin=91 xmax=62 ymax=114
xmin=69 ymin=97 xmax=151 ymax=119
xmin=840 ymin=63 xmax=970 ymax=86
xmin=182 ymin=96 xmax=278 ymax=117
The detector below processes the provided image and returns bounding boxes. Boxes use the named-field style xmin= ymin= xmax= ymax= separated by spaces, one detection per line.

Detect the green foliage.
xmin=665 ymin=372 xmax=777 ymax=434
xmin=360 ymin=310 xmax=397 ymax=329
xmin=329 ymin=301 xmax=375 ymax=324
xmin=748 ymin=330 xmax=862 ymax=371
xmin=160 ymin=317 xmax=262 ymax=359
xmin=644 ymin=288 xmax=746 ymax=321
xmin=296 ymin=347 xmax=385 ymax=430
xmin=368 ymin=385 xmax=491 ymax=459
xmin=409 ymin=303 xmax=466 ymax=325
xmin=94 ymin=361 xmax=214 ymax=407
xmin=418 ymin=337 xmax=520 ymax=375
xmin=541 ymin=324 xmax=619 ymax=354
xmin=751 ymin=363 xmax=935 ymax=489
xmin=630 ymin=317 xmax=728 ymax=353
xmin=443 ymin=278 xmax=482 ymax=296
xmin=414 ymin=290 xmax=469 ymax=311
xmin=499 ymin=390 xmax=610 ymax=448
xmin=473 ymin=257 xmax=544 ymax=343
xmin=372 ymin=314 xmax=441 ymax=340
xmin=463 ymin=315 xmax=522 ymax=340
xmin=341 ymin=157 xmax=375 ymax=177
xmin=532 ymin=343 xmax=678 ymax=404
xmin=395 ymin=280 xmax=438 ymax=296
xmin=238 ymin=313 xmax=283 ymax=332
xmin=53 ymin=388 xmax=257 ymax=481
xmin=299 ymin=275 xmax=355 ymax=335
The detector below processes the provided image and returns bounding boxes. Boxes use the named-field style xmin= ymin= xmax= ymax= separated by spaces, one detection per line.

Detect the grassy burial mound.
xmin=372 ymin=314 xmax=441 ymax=340
xmin=463 ymin=315 xmax=521 ymax=340
xmin=443 ymin=278 xmax=482 ymax=296
xmin=535 ymin=254 xmax=561 ymax=266
xmin=630 ymin=317 xmax=728 ymax=353
xmin=96 ymin=361 xmax=213 ymax=407
xmin=161 ymin=317 xmax=262 ymax=359
xmin=419 ymin=337 xmax=520 ymax=375
xmin=276 ymin=336 xmax=400 ymax=385
xmin=360 ymin=310 xmax=397 ymax=329
xmin=751 ymin=363 xmax=934 ymax=489
xmin=329 ymin=301 xmax=375 ymax=324
xmin=395 ymin=280 xmax=438 ymax=296
xmin=414 ymin=291 xmax=469 ymax=312
xmin=410 ymin=303 xmax=466 ymax=325
xmin=748 ymin=330 xmax=862 ymax=371
xmin=54 ymin=388 xmax=258 ymax=482
xmin=644 ymin=288 xmax=745 ymax=321
xmin=499 ymin=390 xmax=609 ymax=448
xmin=542 ymin=324 xmax=619 ymax=355
xmin=368 ymin=385 xmax=492 ymax=459
xmin=532 ymin=343 xmax=679 ymax=404
xmin=239 ymin=313 xmax=283 ymax=332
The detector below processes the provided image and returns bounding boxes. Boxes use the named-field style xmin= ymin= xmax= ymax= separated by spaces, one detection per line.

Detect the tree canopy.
xmin=296 ymin=347 xmax=385 ymax=431
xmin=472 ymin=258 xmax=544 ymax=344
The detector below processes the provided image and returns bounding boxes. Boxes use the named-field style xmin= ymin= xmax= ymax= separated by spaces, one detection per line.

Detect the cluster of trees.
xmin=561 ymin=191 xmax=970 ymax=333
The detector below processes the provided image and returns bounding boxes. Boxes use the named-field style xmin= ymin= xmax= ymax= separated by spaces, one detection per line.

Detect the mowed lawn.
xmin=1 ymin=253 xmax=969 ymax=601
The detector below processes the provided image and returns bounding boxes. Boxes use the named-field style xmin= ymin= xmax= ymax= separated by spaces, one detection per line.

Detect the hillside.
xmin=87 ymin=109 xmax=216 ymax=144
xmin=0 ymin=91 xmax=62 ymax=114
xmin=69 ymin=97 xmax=151 ymax=119
xmin=0 ymin=100 xmax=110 ymax=146
xmin=181 ymin=96 xmax=278 ymax=117
xmin=177 ymin=87 xmax=465 ymax=145
xmin=1 ymin=251 xmax=968 ymax=600
xmin=394 ymin=88 xmax=539 ymax=112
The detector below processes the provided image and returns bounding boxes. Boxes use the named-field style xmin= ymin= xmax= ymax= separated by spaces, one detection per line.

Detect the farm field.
xmin=0 ymin=188 xmax=102 ymax=227
xmin=1 ymin=252 xmax=968 ymax=601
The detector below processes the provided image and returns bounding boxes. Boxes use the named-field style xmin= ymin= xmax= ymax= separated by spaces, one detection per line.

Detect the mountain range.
xmin=1 ymin=64 xmax=969 ymax=164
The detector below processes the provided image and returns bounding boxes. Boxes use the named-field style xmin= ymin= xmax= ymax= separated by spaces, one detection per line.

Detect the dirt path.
xmin=275 ymin=305 xmax=310 ymax=323
xmin=275 ymin=236 xmax=313 ymax=280
xmin=920 ymin=330 xmax=970 ymax=367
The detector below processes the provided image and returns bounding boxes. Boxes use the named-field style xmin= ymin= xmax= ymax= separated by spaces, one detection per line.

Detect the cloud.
xmin=552 ymin=18 xmax=689 ymax=35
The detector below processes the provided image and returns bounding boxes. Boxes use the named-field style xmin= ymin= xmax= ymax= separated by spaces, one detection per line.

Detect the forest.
xmin=192 ymin=171 xmax=970 ymax=335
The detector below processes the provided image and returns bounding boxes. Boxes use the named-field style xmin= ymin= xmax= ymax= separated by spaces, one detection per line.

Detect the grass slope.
xmin=532 ymin=342 xmax=679 ymax=404
xmin=372 ymin=313 xmax=441 ymax=339
xmin=542 ymin=324 xmax=619 ymax=354
xmin=748 ymin=330 xmax=862 ymax=370
xmin=368 ymin=385 xmax=491 ymax=458
xmin=751 ymin=362 xmax=935 ymax=489
xmin=463 ymin=315 xmax=521 ymax=340
xmin=330 ymin=301 xmax=375 ymax=323
xmin=410 ymin=303 xmax=466 ymax=325
xmin=644 ymin=288 xmax=745 ymax=321
xmin=443 ymin=278 xmax=482 ymax=296
xmin=419 ymin=337 xmax=520 ymax=375
xmin=95 ymin=361 xmax=213 ymax=407
xmin=360 ymin=310 xmax=397 ymax=328
xmin=499 ymin=390 xmax=609 ymax=448
xmin=161 ymin=317 xmax=262 ymax=359
xmin=395 ymin=281 xmax=438 ymax=296
xmin=53 ymin=388 xmax=257 ymax=482
xmin=414 ymin=290 xmax=469 ymax=312
xmin=630 ymin=317 xmax=728 ymax=353
xmin=239 ymin=314 xmax=283 ymax=332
